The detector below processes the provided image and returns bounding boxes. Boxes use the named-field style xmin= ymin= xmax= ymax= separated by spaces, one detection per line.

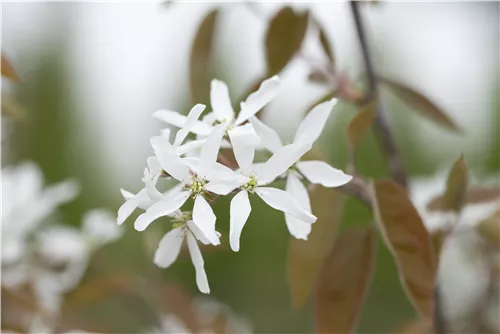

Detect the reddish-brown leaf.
xmin=346 ymin=100 xmax=377 ymax=151
xmin=265 ymin=7 xmax=309 ymax=75
xmin=287 ymin=187 xmax=345 ymax=310
xmin=318 ymin=26 xmax=335 ymax=66
xmin=427 ymin=187 xmax=499 ymax=212
xmin=380 ymin=77 xmax=461 ymax=133
xmin=189 ymin=10 xmax=219 ymax=104
xmin=477 ymin=210 xmax=500 ymax=249
xmin=371 ymin=179 xmax=437 ymax=317
xmin=444 ymin=155 xmax=469 ymax=213
xmin=1 ymin=55 xmax=21 ymax=81
xmin=315 ymin=226 xmax=376 ymax=334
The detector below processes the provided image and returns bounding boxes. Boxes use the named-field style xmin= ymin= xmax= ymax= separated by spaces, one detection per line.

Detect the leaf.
xmin=318 ymin=26 xmax=335 ymax=66
xmin=2 ymin=94 xmax=26 ymax=120
xmin=477 ymin=210 xmax=500 ymax=249
xmin=370 ymin=179 xmax=437 ymax=317
xmin=346 ymin=100 xmax=377 ymax=151
xmin=265 ymin=7 xmax=309 ymax=76
xmin=287 ymin=187 xmax=345 ymax=310
xmin=393 ymin=319 xmax=433 ymax=334
xmin=189 ymin=10 xmax=219 ymax=103
xmin=380 ymin=77 xmax=461 ymax=133
xmin=315 ymin=226 xmax=376 ymax=334
xmin=427 ymin=187 xmax=500 ymax=212
xmin=1 ymin=55 xmax=21 ymax=81
xmin=443 ymin=155 xmax=468 ymax=213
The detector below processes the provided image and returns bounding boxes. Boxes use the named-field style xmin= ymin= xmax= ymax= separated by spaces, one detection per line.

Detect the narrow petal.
xmin=153 ymin=227 xmax=184 ymax=268
xmin=147 ymin=156 xmax=163 ymax=177
xmin=134 ymin=191 xmax=190 ymax=231
xmin=229 ymin=190 xmax=252 ymax=252
xmin=235 ymin=76 xmax=280 ymax=125
xmin=205 ymin=176 xmax=247 ymax=195
xmin=153 ymin=109 xmax=212 ymax=136
xmin=192 ymin=196 xmax=220 ymax=245
xmin=176 ymin=139 xmax=205 ymax=156
xmin=293 ymin=98 xmax=337 ymax=144
xmin=161 ymin=128 xmax=171 ymax=140
xmin=228 ymin=124 xmax=260 ymax=171
xmin=173 ymin=104 xmax=206 ymax=147
xmin=142 ymin=168 xmax=164 ymax=202
xmin=150 ymin=136 xmax=190 ymax=182
xmin=198 ymin=123 xmax=226 ymax=174
xmin=285 ymin=173 xmax=312 ymax=240
xmin=249 ymin=116 xmax=283 ymax=153
xmin=117 ymin=198 xmax=138 ymax=225
xmin=255 ymin=187 xmax=316 ymax=224
xmin=187 ymin=220 xmax=210 ymax=245
xmin=297 ymin=160 xmax=352 ymax=187
xmin=210 ymin=80 xmax=235 ymax=122
xmin=255 ymin=142 xmax=312 ymax=183
xmin=186 ymin=231 xmax=210 ymax=294
xmin=120 ymin=188 xmax=135 ymax=200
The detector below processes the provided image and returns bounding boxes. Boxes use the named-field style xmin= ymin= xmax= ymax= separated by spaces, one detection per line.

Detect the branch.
xmin=349 ymin=1 xmax=408 ymax=189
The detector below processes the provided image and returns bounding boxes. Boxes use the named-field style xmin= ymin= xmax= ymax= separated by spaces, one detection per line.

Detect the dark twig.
xmin=349 ymin=1 xmax=408 ymax=189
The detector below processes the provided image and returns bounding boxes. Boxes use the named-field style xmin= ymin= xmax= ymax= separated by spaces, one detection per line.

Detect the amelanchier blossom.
xmin=117 ymin=74 xmax=355 ymax=293
xmin=249 ymin=98 xmax=352 ymax=239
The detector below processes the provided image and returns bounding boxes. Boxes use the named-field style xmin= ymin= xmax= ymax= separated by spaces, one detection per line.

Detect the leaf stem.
xmin=349 ymin=1 xmax=408 ymax=189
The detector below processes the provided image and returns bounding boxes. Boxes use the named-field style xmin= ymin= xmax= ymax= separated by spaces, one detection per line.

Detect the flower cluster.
xmin=2 ymin=162 xmax=123 ymax=332
xmin=118 ymin=76 xmax=352 ymax=294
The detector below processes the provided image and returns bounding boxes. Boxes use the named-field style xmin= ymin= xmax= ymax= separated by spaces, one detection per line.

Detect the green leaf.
xmin=443 ymin=155 xmax=469 ymax=213
xmin=2 ymin=94 xmax=26 ymax=120
xmin=265 ymin=7 xmax=309 ymax=76
xmin=381 ymin=76 xmax=461 ymax=133
xmin=371 ymin=179 xmax=437 ymax=318
xmin=318 ymin=26 xmax=335 ymax=66
xmin=315 ymin=226 xmax=376 ymax=334
xmin=189 ymin=10 xmax=219 ymax=103
xmin=287 ymin=187 xmax=345 ymax=310
xmin=346 ymin=100 xmax=377 ymax=151
xmin=2 ymin=55 xmax=21 ymax=81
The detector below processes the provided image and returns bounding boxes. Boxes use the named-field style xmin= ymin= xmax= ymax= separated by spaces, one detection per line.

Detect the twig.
xmin=339 ymin=175 xmax=372 ymax=208
xmin=349 ymin=1 xmax=408 ymax=189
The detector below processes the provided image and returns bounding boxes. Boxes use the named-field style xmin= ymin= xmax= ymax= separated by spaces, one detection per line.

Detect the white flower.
xmin=205 ymin=140 xmax=318 ymax=251
xmin=133 ymin=125 xmax=230 ymax=246
xmin=250 ymin=99 xmax=352 ymax=239
xmin=153 ymin=211 xmax=216 ymax=294
xmin=2 ymin=162 xmax=80 ymax=266
xmin=153 ymin=76 xmax=280 ymax=161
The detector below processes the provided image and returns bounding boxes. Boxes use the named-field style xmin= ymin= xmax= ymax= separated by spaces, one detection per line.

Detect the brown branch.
xmin=339 ymin=175 xmax=372 ymax=208
xmin=349 ymin=1 xmax=408 ymax=189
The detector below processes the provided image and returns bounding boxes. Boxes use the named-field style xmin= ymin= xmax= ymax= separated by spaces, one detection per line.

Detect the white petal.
xmin=210 ymin=80 xmax=235 ymax=121
xmin=176 ymin=139 xmax=205 ymax=156
xmin=147 ymin=156 xmax=163 ymax=177
xmin=205 ymin=176 xmax=247 ymax=195
xmin=186 ymin=220 xmax=210 ymax=245
xmin=117 ymin=197 xmax=138 ymax=225
xmin=120 ymin=188 xmax=135 ymax=200
xmin=297 ymin=160 xmax=352 ymax=187
xmin=153 ymin=109 xmax=212 ymax=136
xmin=192 ymin=196 xmax=220 ymax=245
xmin=293 ymin=98 xmax=337 ymax=144
xmin=142 ymin=169 xmax=164 ymax=202
xmin=186 ymin=231 xmax=210 ymax=294
xmin=198 ymin=123 xmax=226 ymax=173
xmin=134 ymin=191 xmax=190 ymax=231
xmin=83 ymin=209 xmax=123 ymax=245
xmin=173 ymin=104 xmax=206 ymax=147
xmin=230 ymin=190 xmax=252 ymax=252
xmin=255 ymin=187 xmax=316 ymax=224
xmin=235 ymin=76 xmax=280 ymax=125
xmin=255 ymin=142 xmax=312 ymax=183
xmin=150 ymin=136 xmax=190 ymax=182
xmin=285 ymin=173 xmax=312 ymax=240
xmin=249 ymin=116 xmax=283 ymax=153
xmin=228 ymin=124 xmax=260 ymax=171
xmin=153 ymin=227 xmax=184 ymax=268
xmin=161 ymin=127 xmax=171 ymax=140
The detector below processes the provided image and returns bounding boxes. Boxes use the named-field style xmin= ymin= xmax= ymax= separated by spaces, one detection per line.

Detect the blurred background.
xmin=2 ymin=2 xmax=499 ymax=333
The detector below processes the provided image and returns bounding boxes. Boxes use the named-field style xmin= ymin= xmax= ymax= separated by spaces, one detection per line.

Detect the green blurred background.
xmin=2 ymin=2 xmax=499 ymax=333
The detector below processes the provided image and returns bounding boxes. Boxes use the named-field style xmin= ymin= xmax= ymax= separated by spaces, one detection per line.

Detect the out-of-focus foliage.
xmin=371 ymin=179 xmax=437 ymax=318
xmin=315 ymin=226 xmax=376 ymax=333
xmin=443 ymin=155 xmax=469 ymax=213
xmin=287 ymin=187 xmax=344 ymax=310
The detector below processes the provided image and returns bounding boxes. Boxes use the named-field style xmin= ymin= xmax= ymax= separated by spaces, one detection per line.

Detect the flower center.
xmin=171 ymin=211 xmax=192 ymax=229
xmin=185 ymin=173 xmax=207 ymax=197
xmin=242 ymin=175 xmax=258 ymax=193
